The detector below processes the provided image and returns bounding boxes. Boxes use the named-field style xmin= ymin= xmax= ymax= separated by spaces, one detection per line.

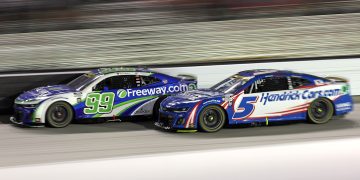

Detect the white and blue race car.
xmin=11 ymin=67 xmax=197 ymax=127
xmin=156 ymin=69 xmax=353 ymax=132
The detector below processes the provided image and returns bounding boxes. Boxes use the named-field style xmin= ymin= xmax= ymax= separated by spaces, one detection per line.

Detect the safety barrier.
xmin=0 ymin=13 xmax=359 ymax=72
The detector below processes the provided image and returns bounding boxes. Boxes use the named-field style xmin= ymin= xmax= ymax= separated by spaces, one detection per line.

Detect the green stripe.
xmin=93 ymin=96 xmax=157 ymax=118
xmin=176 ymin=130 xmax=198 ymax=133
xmin=115 ymin=96 xmax=157 ymax=116
xmin=31 ymin=109 xmax=37 ymax=122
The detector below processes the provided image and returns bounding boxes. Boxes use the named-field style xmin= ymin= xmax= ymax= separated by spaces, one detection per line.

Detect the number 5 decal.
xmin=233 ymin=96 xmax=258 ymax=120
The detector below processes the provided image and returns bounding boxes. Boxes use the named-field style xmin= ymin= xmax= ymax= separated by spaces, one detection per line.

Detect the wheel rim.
xmin=50 ymin=105 xmax=68 ymax=123
xmin=311 ymin=101 xmax=328 ymax=119
xmin=203 ymin=109 xmax=222 ymax=129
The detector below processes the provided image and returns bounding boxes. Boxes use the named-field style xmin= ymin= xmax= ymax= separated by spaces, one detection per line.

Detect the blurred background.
xmin=0 ymin=0 xmax=359 ymax=109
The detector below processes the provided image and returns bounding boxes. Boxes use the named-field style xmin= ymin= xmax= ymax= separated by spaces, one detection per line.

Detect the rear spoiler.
xmin=177 ymin=74 xmax=196 ymax=81
xmin=325 ymin=76 xmax=348 ymax=83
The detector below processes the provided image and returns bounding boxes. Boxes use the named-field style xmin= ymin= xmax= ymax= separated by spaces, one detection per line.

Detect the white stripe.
xmin=130 ymin=98 xmax=158 ymax=116
xmin=186 ymin=105 xmax=198 ymax=128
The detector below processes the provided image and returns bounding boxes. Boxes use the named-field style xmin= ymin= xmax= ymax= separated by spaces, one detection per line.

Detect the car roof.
xmin=237 ymin=69 xmax=296 ymax=77
xmin=90 ymin=67 xmax=152 ymax=75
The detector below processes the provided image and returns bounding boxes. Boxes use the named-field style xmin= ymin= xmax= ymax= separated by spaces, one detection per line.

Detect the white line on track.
xmin=0 ymin=71 xmax=88 ymax=77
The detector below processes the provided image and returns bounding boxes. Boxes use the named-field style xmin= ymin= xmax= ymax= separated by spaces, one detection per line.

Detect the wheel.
xmin=308 ymin=98 xmax=334 ymax=124
xmin=46 ymin=101 xmax=73 ymax=128
xmin=153 ymin=96 xmax=167 ymax=121
xmin=198 ymin=105 xmax=226 ymax=132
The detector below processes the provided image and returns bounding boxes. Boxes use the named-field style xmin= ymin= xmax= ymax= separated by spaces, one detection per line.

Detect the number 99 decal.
xmin=84 ymin=92 xmax=115 ymax=114
xmin=232 ymin=96 xmax=258 ymax=120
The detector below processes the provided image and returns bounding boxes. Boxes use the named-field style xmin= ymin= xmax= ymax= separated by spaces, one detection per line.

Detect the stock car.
xmin=155 ymin=69 xmax=353 ymax=132
xmin=10 ymin=67 xmax=197 ymax=127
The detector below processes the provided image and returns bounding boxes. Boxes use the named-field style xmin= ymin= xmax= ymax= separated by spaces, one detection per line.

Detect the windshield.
xmin=67 ymin=73 xmax=99 ymax=91
xmin=210 ymin=75 xmax=248 ymax=94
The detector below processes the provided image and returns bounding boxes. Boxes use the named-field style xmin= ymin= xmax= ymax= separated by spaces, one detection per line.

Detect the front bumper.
xmin=10 ymin=116 xmax=44 ymax=127
xmin=155 ymin=109 xmax=196 ymax=131
xmin=11 ymin=104 xmax=44 ymax=127
xmin=10 ymin=116 xmax=23 ymax=125
xmin=155 ymin=111 xmax=175 ymax=130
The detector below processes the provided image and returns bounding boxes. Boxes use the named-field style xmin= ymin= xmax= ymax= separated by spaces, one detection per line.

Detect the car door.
xmin=83 ymin=75 xmax=139 ymax=118
xmin=232 ymin=75 xmax=292 ymax=121
xmin=128 ymin=75 xmax=164 ymax=116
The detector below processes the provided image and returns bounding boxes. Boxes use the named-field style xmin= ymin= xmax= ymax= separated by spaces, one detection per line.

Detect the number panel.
xmin=98 ymin=92 xmax=115 ymax=113
xmin=232 ymin=96 xmax=258 ymax=120
xmin=84 ymin=92 xmax=115 ymax=114
xmin=84 ymin=93 xmax=100 ymax=114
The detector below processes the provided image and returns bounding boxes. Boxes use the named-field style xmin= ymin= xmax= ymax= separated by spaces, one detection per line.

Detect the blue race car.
xmin=11 ymin=67 xmax=197 ymax=127
xmin=155 ymin=69 xmax=353 ymax=132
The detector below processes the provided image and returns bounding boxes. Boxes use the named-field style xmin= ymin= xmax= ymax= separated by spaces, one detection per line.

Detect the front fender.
xmin=191 ymin=98 xmax=223 ymax=129
xmin=33 ymin=97 xmax=75 ymax=124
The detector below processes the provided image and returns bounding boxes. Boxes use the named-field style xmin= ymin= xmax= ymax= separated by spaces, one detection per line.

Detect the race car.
xmin=155 ymin=69 xmax=353 ymax=132
xmin=10 ymin=67 xmax=197 ymax=127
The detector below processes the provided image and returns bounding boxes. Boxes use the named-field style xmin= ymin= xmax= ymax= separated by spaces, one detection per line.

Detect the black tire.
xmin=46 ymin=101 xmax=73 ymax=128
xmin=198 ymin=105 xmax=226 ymax=133
xmin=308 ymin=98 xmax=334 ymax=124
xmin=153 ymin=96 xmax=167 ymax=121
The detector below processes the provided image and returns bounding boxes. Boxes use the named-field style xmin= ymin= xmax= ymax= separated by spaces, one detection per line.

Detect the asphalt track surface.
xmin=0 ymin=104 xmax=358 ymax=167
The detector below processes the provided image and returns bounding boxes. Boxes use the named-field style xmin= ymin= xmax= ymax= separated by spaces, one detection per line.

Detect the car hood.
xmin=162 ymin=89 xmax=225 ymax=108
xmin=16 ymin=85 xmax=77 ymax=102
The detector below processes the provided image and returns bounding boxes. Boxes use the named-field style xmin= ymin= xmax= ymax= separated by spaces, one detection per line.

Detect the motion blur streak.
xmin=0 ymin=138 xmax=359 ymax=180
xmin=0 ymin=1 xmax=359 ymax=72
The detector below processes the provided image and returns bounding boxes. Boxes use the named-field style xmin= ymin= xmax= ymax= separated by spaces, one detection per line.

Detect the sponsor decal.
xmin=117 ymin=89 xmax=128 ymax=98
xmin=119 ymin=84 xmax=190 ymax=98
xmin=203 ymin=99 xmax=221 ymax=105
xmin=336 ymin=102 xmax=352 ymax=111
xmin=260 ymin=89 xmax=341 ymax=105
xmin=341 ymin=85 xmax=350 ymax=93
xmin=188 ymin=83 xmax=197 ymax=90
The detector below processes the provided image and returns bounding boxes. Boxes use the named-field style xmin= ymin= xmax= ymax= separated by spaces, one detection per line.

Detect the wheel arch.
xmin=307 ymin=97 xmax=335 ymax=123
xmin=196 ymin=103 xmax=228 ymax=129
xmin=309 ymin=97 xmax=336 ymax=115
xmin=35 ymin=98 xmax=75 ymax=124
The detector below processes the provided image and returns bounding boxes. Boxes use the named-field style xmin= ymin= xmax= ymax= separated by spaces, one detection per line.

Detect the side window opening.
xmin=245 ymin=76 xmax=289 ymax=94
xmin=114 ymin=75 xmax=137 ymax=89
xmin=95 ymin=75 xmax=137 ymax=91
xmin=291 ymin=77 xmax=312 ymax=89
xmin=139 ymin=75 xmax=161 ymax=86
